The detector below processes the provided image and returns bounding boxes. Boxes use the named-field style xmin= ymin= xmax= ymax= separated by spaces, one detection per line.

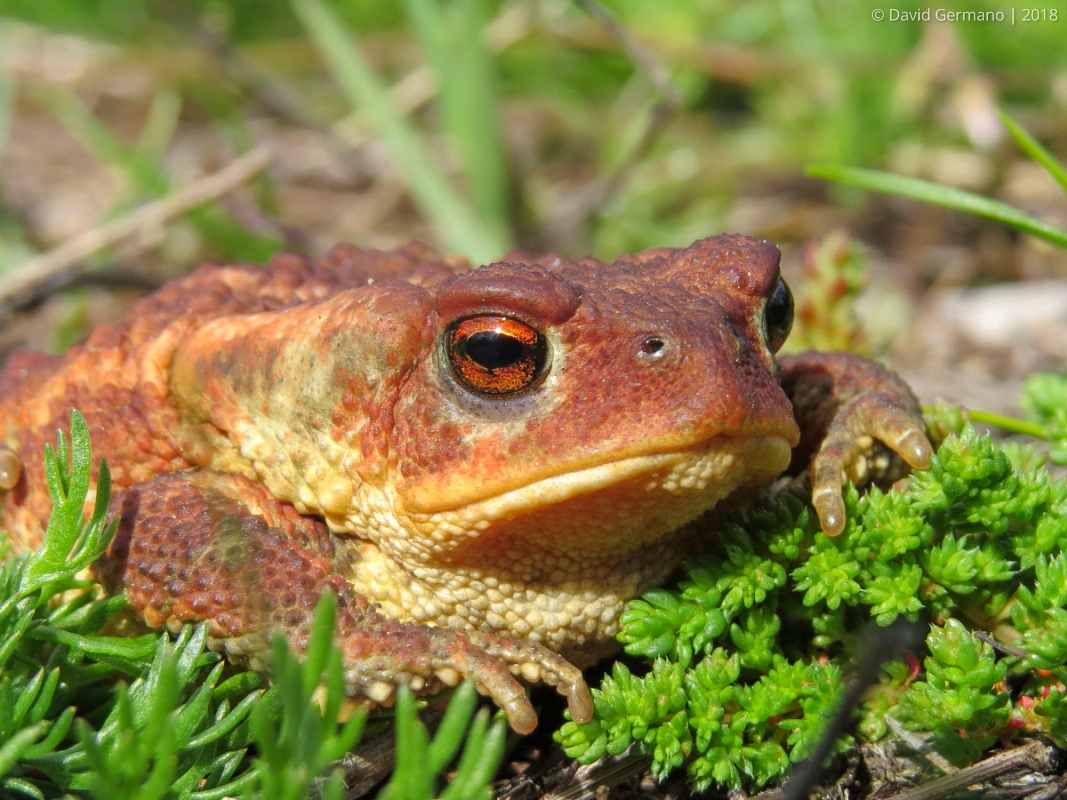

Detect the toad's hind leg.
xmin=96 ymin=470 xmax=591 ymax=733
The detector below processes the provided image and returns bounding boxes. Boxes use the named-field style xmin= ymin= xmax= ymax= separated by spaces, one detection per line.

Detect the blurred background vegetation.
xmin=0 ymin=0 xmax=1064 ymax=385
xmin=0 ymin=2 xmax=1065 ymax=794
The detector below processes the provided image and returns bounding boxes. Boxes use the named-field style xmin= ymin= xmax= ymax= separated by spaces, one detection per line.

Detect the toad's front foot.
xmin=780 ymin=351 xmax=933 ymax=535
xmin=333 ymin=615 xmax=592 ymax=734
xmin=464 ymin=629 xmax=593 ymax=731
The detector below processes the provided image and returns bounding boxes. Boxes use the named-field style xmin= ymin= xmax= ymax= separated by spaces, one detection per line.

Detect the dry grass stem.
xmin=0 ymin=143 xmax=275 ymax=307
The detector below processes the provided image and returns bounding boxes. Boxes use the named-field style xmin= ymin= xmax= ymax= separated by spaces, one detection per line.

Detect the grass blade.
xmin=134 ymin=88 xmax=182 ymax=163
xmin=403 ymin=0 xmax=511 ymax=239
xmin=806 ymin=164 xmax=1067 ymax=249
xmin=38 ymin=88 xmax=167 ymax=196
xmin=998 ymin=109 xmax=1067 ymax=196
xmin=291 ymin=0 xmax=509 ymax=263
xmin=426 ymin=680 xmax=477 ymax=773
xmin=0 ymin=63 xmax=14 ymax=159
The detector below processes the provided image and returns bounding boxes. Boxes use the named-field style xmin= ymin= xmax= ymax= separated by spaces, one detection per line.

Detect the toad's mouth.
xmin=403 ymin=433 xmax=795 ymax=529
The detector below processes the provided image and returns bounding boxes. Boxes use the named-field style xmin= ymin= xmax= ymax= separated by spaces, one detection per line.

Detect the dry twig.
xmin=0 ymin=143 xmax=275 ymax=308
xmin=880 ymin=740 xmax=1059 ymax=800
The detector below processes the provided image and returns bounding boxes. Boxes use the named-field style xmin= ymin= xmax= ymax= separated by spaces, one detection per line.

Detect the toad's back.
xmin=0 ymin=243 xmax=463 ymax=547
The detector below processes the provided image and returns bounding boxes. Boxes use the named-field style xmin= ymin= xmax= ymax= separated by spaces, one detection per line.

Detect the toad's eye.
xmin=764 ymin=277 xmax=793 ymax=353
xmin=446 ymin=316 xmax=549 ymax=396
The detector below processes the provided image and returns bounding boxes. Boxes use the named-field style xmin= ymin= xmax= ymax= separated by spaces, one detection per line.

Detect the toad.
xmin=0 ymin=234 xmax=931 ymax=733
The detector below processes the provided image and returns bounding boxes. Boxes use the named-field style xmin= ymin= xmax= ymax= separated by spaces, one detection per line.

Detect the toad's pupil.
xmin=764 ymin=278 xmax=794 ymax=353
xmin=463 ymin=330 xmax=525 ymax=371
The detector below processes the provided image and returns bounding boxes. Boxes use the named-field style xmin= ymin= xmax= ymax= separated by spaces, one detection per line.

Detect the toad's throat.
xmin=358 ymin=434 xmax=795 ymax=652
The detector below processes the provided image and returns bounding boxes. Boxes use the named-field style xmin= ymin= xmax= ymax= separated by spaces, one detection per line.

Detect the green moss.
xmin=558 ymin=421 xmax=1067 ymax=791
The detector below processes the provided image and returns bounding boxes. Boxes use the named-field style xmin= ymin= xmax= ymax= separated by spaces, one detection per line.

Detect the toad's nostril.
xmin=640 ymin=336 xmax=666 ymax=357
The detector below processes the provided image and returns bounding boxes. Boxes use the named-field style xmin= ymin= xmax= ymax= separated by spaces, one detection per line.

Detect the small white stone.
xmin=365 ymin=680 xmax=395 ymax=703
xmin=435 ymin=667 xmax=461 ymax=686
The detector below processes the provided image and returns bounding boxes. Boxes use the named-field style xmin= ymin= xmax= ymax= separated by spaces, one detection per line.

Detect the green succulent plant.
xmin=558 ymin=388 xmax=1067 ymax=791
